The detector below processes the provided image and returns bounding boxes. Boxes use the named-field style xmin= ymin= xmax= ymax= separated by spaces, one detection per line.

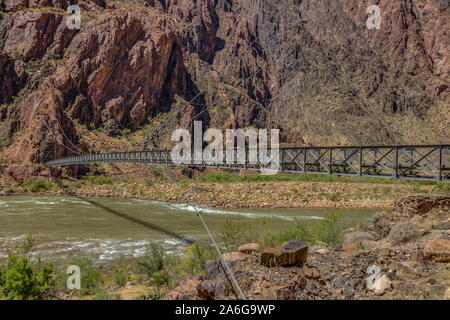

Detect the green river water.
xmin=0 ymin=196 xmax=380 ymax=265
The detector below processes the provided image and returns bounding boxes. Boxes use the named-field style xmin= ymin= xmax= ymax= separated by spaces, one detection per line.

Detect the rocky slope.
xmin=164 ymin=194 xmax=450 ymax=300
xmin=0 ymin=0 xmax=449 ymax=178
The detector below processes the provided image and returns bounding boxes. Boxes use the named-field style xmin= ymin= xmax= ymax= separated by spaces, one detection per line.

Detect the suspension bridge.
xmin=46 ymin=144 xmax=450 ymax=181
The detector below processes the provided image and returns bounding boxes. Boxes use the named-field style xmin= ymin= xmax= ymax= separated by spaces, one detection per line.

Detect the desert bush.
xmin=432 ymin=182 xmax=450 ymax=194
xmin=220 ymin=218 xmax=247 ymax=252
xmin=82 ymin=175 xmax=113 ymax=185
xmin=135 ymin=243 xmax=166 ymax=276
xmin=276 ymin=213 xmax=342 ymax=245
xmin=343 ymin=231 xmax=376 ymax=247
xmin=388 ymin=221 xmax=421 ymax=245
xmin=0 ymin=235 xmax=54 ymax=300
xmin=22 ymin=178 xmax=53 ymax=192
xmin=68 ymin=257 xmax=104 ymax=296
xmin=276 ymin=219 xmax=313 ymax=244
xmin=178 ymin=242 xmax=217 ymax=276
xmin=112 ymin=259 xmax=128 ymax=287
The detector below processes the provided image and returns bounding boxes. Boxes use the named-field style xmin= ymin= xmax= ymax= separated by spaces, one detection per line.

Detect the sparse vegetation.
xmin=0 ymin=235 xmax=54 ymax=300
xmin=22 ymin=178 xmax=54 ymax=192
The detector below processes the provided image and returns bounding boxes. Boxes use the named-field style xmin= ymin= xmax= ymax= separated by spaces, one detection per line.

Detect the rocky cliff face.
xmin=0 ymin=0 xmax=448 ymax=172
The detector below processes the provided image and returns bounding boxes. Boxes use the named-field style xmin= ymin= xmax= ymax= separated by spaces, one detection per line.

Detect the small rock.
xmin=424 ymin=239 xmax=450 ymax=262
xmin=316 ymin=248 xmax=329 ymax=255
xmin=238 ymin=243 xmax=260 ymax=254
xmin=340 ymin=244 xmax=358 ymax=252
xmin=293 ymin=274 xmax=307 ymax=289
xmin=373 ymin=274 xmax=391 ymax=296
xmin=302 ymin=265 xmax=320 ymax=279
xmin=410 ymin=250 xmax=426 ymax=265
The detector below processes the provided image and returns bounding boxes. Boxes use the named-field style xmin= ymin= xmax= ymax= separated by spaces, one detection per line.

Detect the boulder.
xmin=260 ymin=285 xmax=295 ymax=300
xmin=276 ymin=240 xmax=308 ymax=266
xmin=164 ymin=277 xmax=201 ymax=300
xmin=260 ymin=247 xmax=279 ymax=267
xmin=261 ymin=240 xmax=308 ymax=267
xmin=197 ymin=280 xmax=228 ymax=300
xmin=205 ymin=260 xmax=222 ymax=281
xmin=424 ymin=239 xmax=450 ymax=262
xmin=238 ymin=243 xmax=260 ymax=254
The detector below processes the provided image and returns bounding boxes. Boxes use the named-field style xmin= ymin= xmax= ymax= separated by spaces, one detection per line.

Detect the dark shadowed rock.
xmin=205 ymin=260 xmax=222 ymax=281
xmin=260 ymin=247 xmax=279 ymax=267
xmin=198 ymin=280 xmax=228 ymax=299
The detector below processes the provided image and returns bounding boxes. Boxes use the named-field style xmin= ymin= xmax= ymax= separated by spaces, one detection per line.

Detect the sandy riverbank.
xmin=0 ymin=179 xmax=437 ymax=209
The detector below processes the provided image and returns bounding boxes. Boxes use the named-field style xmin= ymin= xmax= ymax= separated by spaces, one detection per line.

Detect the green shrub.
xmin=220 ymin=218 xmax=246 ymax=252
xmin=113 ymin=268 xmax=128 ymax=287
xmin=198 ymin=172 xmax=243 ymax=183
xmin=22 ymin=178 xmax=53 ymax=192
xmin=315 ymin=212 xmax=341 ymax=244
xmin=432 ymin=182 xmax=450 ymax=194
xmin=275 ymin=213 xmax=342 ymax=245
xmin=82 ymin=175 xmax=113 ymax=185
xmin=135 ymin=243 xmax=166 ymax=276
xmin=220 ymin=218 xmax=275 ymax=251
xmin=68 ymin=257 xmax=103 ymax=296
xmin=276 ymin=218 xmax=313 ymax=244
xmin=150 ymin=167 xmax=165 ymax=180
xmin=178 ymin=242 xmax=217 ymax=276
xmin=0 ymin=235 xmax=54 ymax=300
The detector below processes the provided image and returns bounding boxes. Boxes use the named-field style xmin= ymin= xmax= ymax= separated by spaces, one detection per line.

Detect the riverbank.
xmin=1 ymin=194 xmax=448 ymax=300
xmin=1 ymin=170 xmax=447 ymax=209
xmin=165 ymin=194 xmax=450 ymax=300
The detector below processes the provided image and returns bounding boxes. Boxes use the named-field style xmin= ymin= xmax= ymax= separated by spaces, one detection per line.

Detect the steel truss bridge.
xmin=46 ymin=145 xmax=450 ymax=181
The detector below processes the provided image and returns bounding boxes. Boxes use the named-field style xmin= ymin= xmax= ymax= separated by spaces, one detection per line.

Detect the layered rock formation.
xmin=0 ymin=0 xmax=448 ymax=174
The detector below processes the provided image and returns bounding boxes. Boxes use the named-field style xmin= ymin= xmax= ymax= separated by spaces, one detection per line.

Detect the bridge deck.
xmin=46 ymin=145 xmax=450 ymax=181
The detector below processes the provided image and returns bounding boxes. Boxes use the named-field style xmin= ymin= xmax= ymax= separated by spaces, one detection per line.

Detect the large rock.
xmin=197 ymin=280 xmax=228 ymax=300
xmin=164 ymin=276 xmax=201 ymax=300
xmin=261 ymin=240 xmax=308 ymax=267
xmin=277 ymin=240 xmax=308 ymax=266
xmin=424 ymin=239 xmax=450 ymax=263
xmin=205 ymin=260 xmax=222 ymax=281
xmin=260 ymin=285 xmax=295 ymax=300
xmin=394 ymin=195 xmax=450 ymax=216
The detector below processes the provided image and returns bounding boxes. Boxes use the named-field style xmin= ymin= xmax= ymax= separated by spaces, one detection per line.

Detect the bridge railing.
xmin=46 ymin=145 xmax=450 ymax=181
